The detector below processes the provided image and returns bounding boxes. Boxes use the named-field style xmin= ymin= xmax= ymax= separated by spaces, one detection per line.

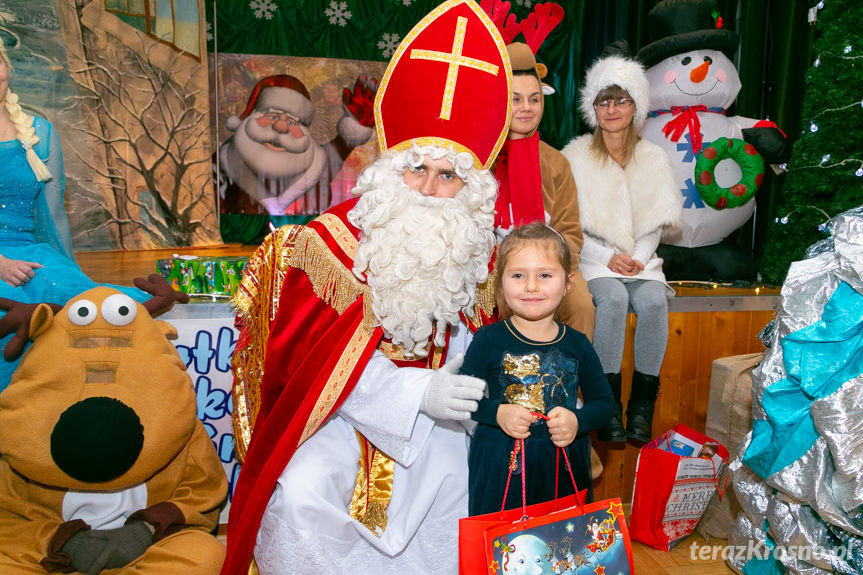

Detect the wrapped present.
xmin=158 ymin=255 xmax=248 ymax=298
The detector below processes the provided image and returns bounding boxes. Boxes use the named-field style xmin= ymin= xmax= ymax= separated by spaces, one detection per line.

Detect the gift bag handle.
xmin=501 ymin=438 xmax=528 ymax=516
xmin=500 ymin=435 xmax=586 ymax=521
xmin=711 ymin=457 xmax=731 ymax=501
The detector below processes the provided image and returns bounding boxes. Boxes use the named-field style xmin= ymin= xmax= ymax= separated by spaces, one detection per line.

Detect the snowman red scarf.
xmin=651 ymin=105 xmax=726 ymax=154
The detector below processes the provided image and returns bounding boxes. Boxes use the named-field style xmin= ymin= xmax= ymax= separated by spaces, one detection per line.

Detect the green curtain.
xmin=209 ymin=0 xmax=587 ymax=150
xmin=735 ymin=1 xmax=814 ymax=272
xmin=208 ymin=0 xmax=811 ymax=265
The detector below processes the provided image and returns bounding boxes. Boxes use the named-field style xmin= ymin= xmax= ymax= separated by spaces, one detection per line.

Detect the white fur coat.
xmin=561 ymin=135 xmax=682 ymax=284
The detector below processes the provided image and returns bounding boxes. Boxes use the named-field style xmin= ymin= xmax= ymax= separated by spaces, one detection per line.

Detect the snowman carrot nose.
xmin=690 ymin=60 xmax=710 ymax=83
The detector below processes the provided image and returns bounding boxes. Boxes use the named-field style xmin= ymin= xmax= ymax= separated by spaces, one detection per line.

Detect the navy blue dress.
xmin=461 ymin=319 xmax=613 ymax=516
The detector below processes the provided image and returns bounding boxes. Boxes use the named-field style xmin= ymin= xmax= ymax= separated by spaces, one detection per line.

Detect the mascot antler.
xmin=520 ymin=2 xmax=564 ymax=54
xmin=0 ymin=300 xmax=62 ymax=360
xmin=0 ymin=275 xmax=188 ymax=361
xmin=480 ymin=0 xmax=520 ymax=45
xmin=134 ymin=274 xmax=190 ymax=317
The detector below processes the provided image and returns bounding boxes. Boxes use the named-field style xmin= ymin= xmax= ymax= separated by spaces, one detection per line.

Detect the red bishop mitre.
xmin=374 ymin=0 xmax=512 ymax=170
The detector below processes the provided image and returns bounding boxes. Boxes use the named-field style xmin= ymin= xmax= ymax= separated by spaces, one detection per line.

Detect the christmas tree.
xmin=760 ymin=0 xmax=863 ymax=284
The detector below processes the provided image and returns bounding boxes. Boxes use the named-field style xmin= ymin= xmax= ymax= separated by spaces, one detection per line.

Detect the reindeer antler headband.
xmin=481 ymin=1 xmax=563 ymax=93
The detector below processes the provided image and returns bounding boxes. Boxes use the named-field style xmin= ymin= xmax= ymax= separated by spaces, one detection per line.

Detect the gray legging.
xmin=587 ymin=277 xmax=669 ymax=376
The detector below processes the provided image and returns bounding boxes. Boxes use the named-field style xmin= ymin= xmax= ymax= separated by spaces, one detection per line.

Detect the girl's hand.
xmin=497 ymin=404 xmax=534 ymax=439
xmin=0 ymin=257 xmax=42 ymax=287
xmin=547 ymin=406 xmax=578 ymax=447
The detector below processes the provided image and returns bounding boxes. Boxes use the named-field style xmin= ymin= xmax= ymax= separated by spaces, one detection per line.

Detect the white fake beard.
xmin=349 ymin=181 xmax=495 ymax=358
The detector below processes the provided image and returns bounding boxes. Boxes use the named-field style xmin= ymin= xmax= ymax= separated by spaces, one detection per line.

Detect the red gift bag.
xmin=629 ymin=423 xmax=730 ymax=551
xmin=459 ymin=440 xmax=635 ymax=574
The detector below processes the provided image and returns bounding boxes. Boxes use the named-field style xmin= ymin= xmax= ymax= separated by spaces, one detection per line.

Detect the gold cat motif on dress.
xmin=502 ymin=352 xmax=545 ymax=413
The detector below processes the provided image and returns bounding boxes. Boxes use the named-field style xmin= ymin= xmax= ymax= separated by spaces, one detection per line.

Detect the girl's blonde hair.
xmin=494 ymin=222 xmax=572 ymax=318
xmin=0 ymin=43 xmax=52 ymax=182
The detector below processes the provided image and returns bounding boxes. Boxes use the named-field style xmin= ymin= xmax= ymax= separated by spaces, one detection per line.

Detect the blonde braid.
xmin=4 ymin=91 xmax=52 ymax=182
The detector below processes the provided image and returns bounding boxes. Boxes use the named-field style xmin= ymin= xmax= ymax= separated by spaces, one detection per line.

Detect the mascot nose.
xmin=51 ymin=397 xmax=144 ymax=483
xmin=690 ymin=60 xmax=710 ymax=83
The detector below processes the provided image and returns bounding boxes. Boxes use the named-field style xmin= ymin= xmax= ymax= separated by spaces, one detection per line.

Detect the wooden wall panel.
xmin=592 ymin=309 xmax=775 ymax=503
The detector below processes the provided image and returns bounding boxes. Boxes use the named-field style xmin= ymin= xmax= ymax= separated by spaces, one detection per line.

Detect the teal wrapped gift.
xmin=158 ymin=256 xmax=249 ymax=298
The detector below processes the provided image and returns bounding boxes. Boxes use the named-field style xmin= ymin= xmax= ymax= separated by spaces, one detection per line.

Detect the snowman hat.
xmin=579 ymin=54 xmax=650 ymax=132
xmin=636 ymin=0 xmax=739 ymax=68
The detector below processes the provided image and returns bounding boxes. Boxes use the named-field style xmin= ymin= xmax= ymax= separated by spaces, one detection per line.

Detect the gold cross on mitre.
xmin=372 ymin=0 xmax=511 ymax=170
xmin=410 ymin=15 xmax=500 ymax=120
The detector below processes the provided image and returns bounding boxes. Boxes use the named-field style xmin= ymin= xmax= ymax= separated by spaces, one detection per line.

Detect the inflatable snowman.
xmin=638 ymin=0 xmax=788 ymax=281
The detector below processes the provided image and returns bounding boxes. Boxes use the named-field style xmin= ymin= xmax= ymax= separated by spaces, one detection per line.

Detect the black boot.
xmin=597 ymin=373 xmax=626 ymax=443
xmin=626 ymin=371 xmax=661 ymax=443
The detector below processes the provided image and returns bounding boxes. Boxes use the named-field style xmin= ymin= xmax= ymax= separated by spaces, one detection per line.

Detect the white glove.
xmin=420 ymin=353 xmax=485 ymax=421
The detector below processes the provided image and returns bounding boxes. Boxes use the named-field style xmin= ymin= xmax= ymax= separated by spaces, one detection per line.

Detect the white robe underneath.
xmin=255 ymin=325 xmax=472 ymax=574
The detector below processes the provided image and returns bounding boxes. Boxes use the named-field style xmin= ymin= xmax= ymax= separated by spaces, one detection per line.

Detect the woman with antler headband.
xmin=488 ymin=2 xmax=596 ymax=341
xmin=0 ymin=42 xmax=148 ymax=392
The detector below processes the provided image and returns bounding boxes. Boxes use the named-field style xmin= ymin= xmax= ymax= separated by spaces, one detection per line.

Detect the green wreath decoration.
xmin=695 ymin=137 xmax=765 ymax=210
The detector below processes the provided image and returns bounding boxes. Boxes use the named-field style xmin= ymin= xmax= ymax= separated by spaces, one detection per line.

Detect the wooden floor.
xmin=77 ymin=245 xmax=745 ymax=574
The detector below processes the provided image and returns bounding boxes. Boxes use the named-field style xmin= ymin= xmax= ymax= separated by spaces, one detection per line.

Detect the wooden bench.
xmin=592 ymin=283 xmax=779 ymax=503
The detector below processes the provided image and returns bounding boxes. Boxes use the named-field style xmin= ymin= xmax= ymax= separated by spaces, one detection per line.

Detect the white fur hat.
xmin=579 ymin=54 xmax=650 ymax=132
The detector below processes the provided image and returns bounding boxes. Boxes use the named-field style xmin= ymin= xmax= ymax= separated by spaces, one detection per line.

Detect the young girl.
xmin=462 ymin=223 xmax=614 ymax=516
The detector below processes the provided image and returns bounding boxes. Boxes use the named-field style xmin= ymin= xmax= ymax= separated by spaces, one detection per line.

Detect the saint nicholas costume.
xmin=220 ymin=1 xmax=512 ymax=573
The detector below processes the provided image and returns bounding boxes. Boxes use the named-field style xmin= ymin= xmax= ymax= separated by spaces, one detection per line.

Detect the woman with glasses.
xmin=561 ymin=54 xmax=682 ymax=443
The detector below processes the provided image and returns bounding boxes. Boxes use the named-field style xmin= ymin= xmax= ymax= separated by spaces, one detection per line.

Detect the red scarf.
xmin=494 ymin=132 xmax=544 ymax=229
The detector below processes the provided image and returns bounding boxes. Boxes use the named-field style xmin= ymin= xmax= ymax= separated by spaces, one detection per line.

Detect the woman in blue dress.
xmin=0 ymin=42 xmax=147 ymax=392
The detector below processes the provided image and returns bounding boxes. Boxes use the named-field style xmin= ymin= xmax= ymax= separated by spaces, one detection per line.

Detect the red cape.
xmin=221 ymin=199 xmax=497 ymax=574
xmin=221 ymin=199 xmax=384 ymax=575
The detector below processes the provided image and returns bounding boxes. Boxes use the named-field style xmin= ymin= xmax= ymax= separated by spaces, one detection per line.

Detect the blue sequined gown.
xmin=0 ymin=118 xmax=147 ymax=392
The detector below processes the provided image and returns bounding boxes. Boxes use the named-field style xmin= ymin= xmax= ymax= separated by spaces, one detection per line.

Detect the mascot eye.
xmin=681 ymin=56 xmax=691 ymax=65
xmin=704 ymin=56 xmax=713 ymax=65
xmin=67 ymin=300 xmax=98 ymax=326
xmin=101 ymin=294 xmax=138 ymax=326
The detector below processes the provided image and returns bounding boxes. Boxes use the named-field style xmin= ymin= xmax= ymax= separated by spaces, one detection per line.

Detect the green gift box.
xmin=158 ymin=256 xmax=248 ymax=298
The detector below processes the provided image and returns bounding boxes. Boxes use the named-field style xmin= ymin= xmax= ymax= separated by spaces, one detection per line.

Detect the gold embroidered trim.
xmin=300 ymin=320 xmax=375 ymax=444
xmin=349 ymin=431 xmax=394 ymax=536
xmin=410 ymin=15 xmax=499 ymax=121
xmin=289 ymin=226 xmax=373 ymax=329
xmin=316 ymin=213 xmax=359 ymax=257
xmin=473 ymin=263 xmax=497 ymax=319
xmin=231 ymin=224 xmax=304 ymax=462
